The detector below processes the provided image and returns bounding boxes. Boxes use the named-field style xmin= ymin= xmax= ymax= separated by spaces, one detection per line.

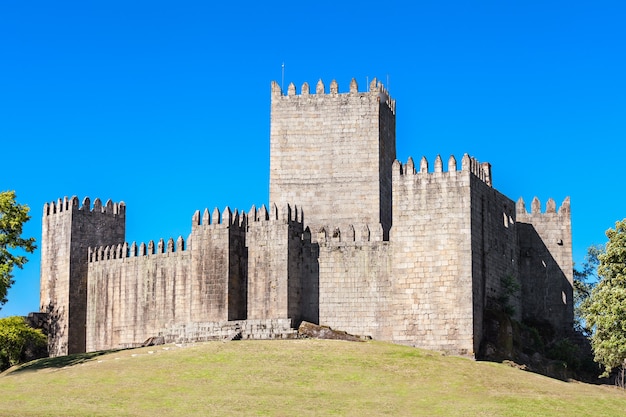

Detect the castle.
xmin=39 ymin=78 xmax=574 ymax=358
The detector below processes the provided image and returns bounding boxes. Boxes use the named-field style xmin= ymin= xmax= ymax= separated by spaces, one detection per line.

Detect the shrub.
xmin=0 ymin=316 xmax=47 ymax=371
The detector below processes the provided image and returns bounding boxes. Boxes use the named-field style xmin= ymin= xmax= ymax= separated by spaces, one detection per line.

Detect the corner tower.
xmin=40 ymin=196 xmax=125 ymax=356
xmin=269 ymin=78 xmax=396 ymax=238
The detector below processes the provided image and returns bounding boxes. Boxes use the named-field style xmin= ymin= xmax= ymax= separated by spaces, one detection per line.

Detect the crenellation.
xmin=531 ymin=196 xmax=541 ymax=214
xmin=413 ymin=156 xmax=428 ymax=174
xmin=405 ymin=156 xmax=415 ymax=174
xmin=330 ymin=79 xmax=338 ymax=94
xmin=317 ymin=227 xmax=328 ymax=242
xmin=271 ymin=80 xmax=281 ymax=96
xmin=516 ymin=197 xmax=526 ymax=214
xmin=434 ymin=155 xmax=443 ymax=173
xmin=349 ymin=78 xmax=358 ymax=94
xmin=222 ymin=206 xmax=233 ymax=225
xmin=316 ymin=79 xmax=324 ymax=94
xmin=192 ymin=210 xmax=201 ymax=227
xmin=89 ymin=235 xmax=189 ymax=264
xmin=448 ymin=155 xmax=457 ymax=172
xmin=559 ymin=196 xmax=570 ymax=214
xmin=517 ymin=196 xmax=570 ymax=216
xmin=43 ymin=196 xmax=126 ymax=217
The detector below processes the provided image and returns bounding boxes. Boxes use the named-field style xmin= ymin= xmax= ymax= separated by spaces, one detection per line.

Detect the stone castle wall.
xmin=390 ymin=156 xmax=475 ymax=354
xmin=468 ymin=168 xmax=521 ymax=353
xmin=40 ymin=78 xmax=574 ymax=358
xmin=316 ymin=224 xmax=393 ymax=341
xmin=85 ymin=205 xmax=307 ymax=352
xmin=516 ymin=197 xmax=573 ymax=332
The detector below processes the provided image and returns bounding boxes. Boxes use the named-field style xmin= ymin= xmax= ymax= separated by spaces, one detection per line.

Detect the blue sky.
xmin=1 ymin=1 xmax=624 ymax=317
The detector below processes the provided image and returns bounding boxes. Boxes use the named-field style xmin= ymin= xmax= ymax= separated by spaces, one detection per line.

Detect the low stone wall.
xmin=153 ymin=319 xmax=297 ymax=345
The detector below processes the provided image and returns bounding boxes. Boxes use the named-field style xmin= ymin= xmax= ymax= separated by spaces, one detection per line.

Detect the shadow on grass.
xmin=4 ymin=349 xmax=125 ymax=375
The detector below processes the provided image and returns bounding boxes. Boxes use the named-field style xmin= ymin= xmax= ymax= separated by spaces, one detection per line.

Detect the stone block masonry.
xmin=270 ymin=78 xmax=396 ymax=239
xmin=40 ymin=77 xmax=574 ymax=358
xmin=40 ymin=197 xmax=125 ymax=357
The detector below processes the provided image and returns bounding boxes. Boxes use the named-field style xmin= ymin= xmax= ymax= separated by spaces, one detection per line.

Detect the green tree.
xmin=573 ymin=245 xmax=602 ymax=335
xmin=0 ymin=190 xmax=36 ymax=308
xmin=582 ymin=219 xmax=626 ymax=378
xmin=0 ymin=316 xmax=47 ymax=370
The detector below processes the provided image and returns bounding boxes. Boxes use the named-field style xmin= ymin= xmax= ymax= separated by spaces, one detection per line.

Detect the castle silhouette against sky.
xmin=39 ymin=78 xmax=573 ymax=357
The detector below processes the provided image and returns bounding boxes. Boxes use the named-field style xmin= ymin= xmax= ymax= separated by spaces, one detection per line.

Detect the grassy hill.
xmin=1 ymin=339 xmax=625 ymax=416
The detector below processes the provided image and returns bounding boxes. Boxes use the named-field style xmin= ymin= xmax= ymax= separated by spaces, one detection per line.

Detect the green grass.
xmin=1 ymin=339 xmax=625 ymax=416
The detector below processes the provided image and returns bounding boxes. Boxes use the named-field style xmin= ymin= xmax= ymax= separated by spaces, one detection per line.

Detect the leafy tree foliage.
xmin=0 ymin=316 xmax=47 ymax=370
xmin=573 ymin=245 xmax=602 ymax=335
xmin=0 ymin=191 xmax=36 ymax=308
xmin=582 ymin=219 xmax=626 ymax=377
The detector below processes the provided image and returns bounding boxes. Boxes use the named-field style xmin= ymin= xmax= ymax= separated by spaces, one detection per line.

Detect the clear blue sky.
xmin=1 ymin=1 xmax=624 ymax=317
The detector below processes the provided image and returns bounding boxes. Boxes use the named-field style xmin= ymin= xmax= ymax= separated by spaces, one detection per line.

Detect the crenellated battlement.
xmin=43 ymin=196 xmax=126 ymax=216
xmin=190 ymin=204 xmax=304 ymax=230
xmin=88 ymin=235 xmax=187 ymax=263
xmin=392 ymin=153 xmax=492 ymax=187
xmin=191 ymin=206 xmax=247 ymax=229
xmin=516 ymin=196 xmax=570 ymax=216
xmin=316 ymin=223 xmax=384 ymax=245
xmin=271 ymin=77 xmax=396 ymax=114
xmin=247 ymin=203 xmax=303 ymax=224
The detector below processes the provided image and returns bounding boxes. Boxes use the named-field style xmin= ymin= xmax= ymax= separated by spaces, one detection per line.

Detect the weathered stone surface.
xmin=142 ymin=336 xmax=165 ymax=347
xmin=298 ymin=321 xmax=365 ymax=342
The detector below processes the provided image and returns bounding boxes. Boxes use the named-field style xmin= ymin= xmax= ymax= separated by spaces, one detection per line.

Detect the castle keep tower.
xmin=269 ymin=78 xmax=396 ymax=238
xmin=40 ymin=197 xmax=125 ymax=356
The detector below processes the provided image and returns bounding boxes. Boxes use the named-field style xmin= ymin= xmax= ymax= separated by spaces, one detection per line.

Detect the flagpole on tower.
xmin=281 ymin=62 xmax=285 ymax=94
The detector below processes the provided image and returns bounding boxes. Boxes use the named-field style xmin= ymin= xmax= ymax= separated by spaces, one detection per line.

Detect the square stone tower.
xmin=40 ymin=197 xmax=125 ymax=356
xmin=269 ymin=78 xmax=396 ymax=238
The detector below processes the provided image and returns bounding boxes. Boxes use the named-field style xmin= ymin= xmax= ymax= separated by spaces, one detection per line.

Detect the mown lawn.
xmin=1 ymin=339 xmax=625 ymax=416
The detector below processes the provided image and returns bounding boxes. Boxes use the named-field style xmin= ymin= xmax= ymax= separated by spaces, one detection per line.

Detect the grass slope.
xmin=1 ymin=339 xmax=625 ymax=416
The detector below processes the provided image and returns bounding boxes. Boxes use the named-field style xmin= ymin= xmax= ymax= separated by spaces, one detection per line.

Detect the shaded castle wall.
xmin=516 ymin=197 xmax=573 ymax=333
xmin=269 ymin=78 xmax=396 ymax=238
xmin=86 ymin=207 xmax=247 ymax=352
xmin=390 ymin=156 xmax=475 ymax=355
xmin=40 ymin=196 xmax=125 ymax=357
xmin=246 ymin=204 xmax=306 ymax=323
xmin=316 ymin=224 xmax=393 ymax=340
xmin=467 ymin=161 xmax=520 ymax=352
